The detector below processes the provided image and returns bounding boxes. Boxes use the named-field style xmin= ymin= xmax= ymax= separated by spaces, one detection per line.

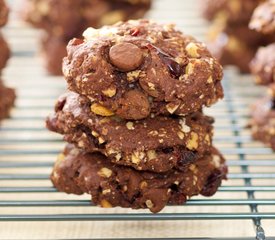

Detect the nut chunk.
xmin=63 ymin=20 xmax=224 ymax=120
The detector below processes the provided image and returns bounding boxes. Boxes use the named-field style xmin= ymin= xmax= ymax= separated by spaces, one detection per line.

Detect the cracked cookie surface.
xmin=63 ymin=20 xmax=224 ymax=120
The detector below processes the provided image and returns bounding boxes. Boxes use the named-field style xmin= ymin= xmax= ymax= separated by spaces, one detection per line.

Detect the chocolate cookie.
xmin=201 ymin=0 xmax=263 ymax=25
xmin=249 ymin=0 xmax=275 ymax=34
xmin=0 ymin=80 xmax=16 ymax=120
xmin=207 ymin=23 xmax=270 ymax=46
xmin=206 ymin=23 xmax=272 ymax=73
xmin=46 ymin=92 xmax=214 ymax=173
xmin=207 ymin=32 xmax=256 ymax=73
xmin=0 ymin=32 xmax=10 ymax=72
xmin=268 ymin=83 xmax=275 ymax=98
xmin=41 ymin=34 xmax=68 ymax=75
xmin=250 ymin=97 xmax=275 ymax=150
xmin=63 ymin=20 xmax=223 ymax=120
xmin=250 ymin=43 xmax=275 ymax=86
xmin=23 ymin=0 xmax=151 ymax=40
xmin=51 ymin=144 xmax=227 ymax=213
xmin=0 ymin=0 xmax=8 ymax=27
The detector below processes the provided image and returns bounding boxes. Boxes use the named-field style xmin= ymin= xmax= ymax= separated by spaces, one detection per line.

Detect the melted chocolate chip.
xmin=190 ymin=112 xmax=203 ymax=121
xmin=55 ymin=98 xmax=66 ymax=112
xmin=205 ymin=116 xmax=215 ymax=124
xmin=271 ymin=100 xmax=275 ymax=110
xmin=162 ymin=57 xmax=183 ymax=78
xmin=147 ymin=44 xmax=183 ymax=78
xmin=162 ymin=147 xmax=174 ymax=154
xmin=170 ymin=184 xmax=179 ymax=192
xmin=74 ymin=171 xmax=80 ymax=178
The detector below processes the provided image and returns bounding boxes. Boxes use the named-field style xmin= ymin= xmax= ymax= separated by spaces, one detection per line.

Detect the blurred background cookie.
xmin=0 ymin=0 xmax=15 ymax=122
xmin=249 ymin=0 xmax=275 ymax=34
xmin=250 ymin=97 xmax=275 ymax=150
xmin=0 ymin=32 xmax=10 ymax=71
xmin=201 ymin=0 xmax=272 ymax=73
xmin=0 ymin=79 xmax=16 ymax=120
xmin=22 ymin=0 xmax=151 ymax=75
xmin=0 ymin=0 xmax=9 ymax=27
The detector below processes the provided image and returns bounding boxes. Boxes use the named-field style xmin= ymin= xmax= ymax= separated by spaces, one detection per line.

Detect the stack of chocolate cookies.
xmin=249 ymin=0 xmax=275 ymax=150
xmin=22 ymin=0 xmax=151 ymax=75
xmin=201 ymin=0 xmax=274 ymax=73
xmin=0 ymin=0 xmax=15 ymax=121
xmin=47 ymin=20 xmax=227 ymax=213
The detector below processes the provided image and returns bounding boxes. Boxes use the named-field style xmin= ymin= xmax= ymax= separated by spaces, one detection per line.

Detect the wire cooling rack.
xmin=1 ymin=0 xmax=275 ymax=239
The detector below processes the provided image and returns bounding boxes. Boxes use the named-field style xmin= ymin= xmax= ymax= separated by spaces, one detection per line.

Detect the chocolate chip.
xmin=190 ymin=112 xmax=203 ymax=121
xmin=162 ymin=147 xmax=174 ymax=154
xmin=170 ymin=184 xmax=179 ymax=192
xmin=109 ymin=42 xmax=143 ymax=72
xmin=205 ymin=116 xmax=215 ymax=124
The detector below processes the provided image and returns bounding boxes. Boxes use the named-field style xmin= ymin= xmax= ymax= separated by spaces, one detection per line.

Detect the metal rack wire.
xmin=1 ymin=0 xmax=275 ymax=239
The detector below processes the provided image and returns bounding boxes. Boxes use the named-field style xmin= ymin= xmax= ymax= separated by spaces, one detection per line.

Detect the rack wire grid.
xmin=1 ymin=0 xmax=275 ymax=239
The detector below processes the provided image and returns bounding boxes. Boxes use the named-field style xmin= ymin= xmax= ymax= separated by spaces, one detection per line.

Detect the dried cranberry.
xmin=177 ymin=151 xmax=197 ymax=171
xmin=130 ymin=28 xmax=140 ymax=36
xmin=201 ymin=169 xmax=224 ymax=196
xmin=55 ymin=98 xmax=66 ymax=112
xmin=71 ymin=38 xmax=84 ymax=46
xmin=146 ymin=44 xmax=183 ymax=78
xmin=170 ymin=192 xmax=187 ymax=204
